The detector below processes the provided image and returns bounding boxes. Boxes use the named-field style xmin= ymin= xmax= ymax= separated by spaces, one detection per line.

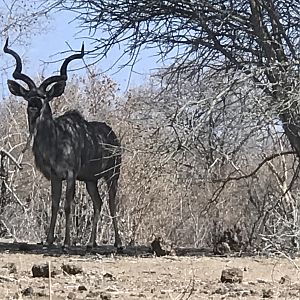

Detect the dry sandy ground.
xmin=0 ymin=252 xmax=300 ymax=299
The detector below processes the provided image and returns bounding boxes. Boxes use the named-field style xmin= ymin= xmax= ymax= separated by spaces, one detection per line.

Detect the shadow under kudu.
xmin=0 ymin=241 xmax=214 ymax=257
xmin=0 ymin=241 xmax=153 ymax=256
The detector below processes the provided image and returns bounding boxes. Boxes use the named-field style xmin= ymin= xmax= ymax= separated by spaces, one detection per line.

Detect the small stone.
xmin=213 ymin=286 xmax=228 ymax=295
xmin=103 ymin=272 xmax=115 ymax=281
xmin=262 ymin=289 xmax=274 ymax=298
xmin=241 ymin=290 xmax=250 ymax=297
xmin=250 ymin=289 xmax=260 ymax=296
xmin=279 ymin=275 xmax=291 ymax=285
xmin=36 ymin=291 xmax=47 ymax=297
xmin=87 ymin=291 xmax=101 ymax=298
xmin=221 ymin=268 xmax=243 ymax=283
xmin=67 ymin=291 xmax=76 ymax=299
xmin=100 ymin=291 xmax=111 ymax=300
xmin=21 ymin=287 xmax=34 ymax=296
xmin=78 ymin=285 xmax=88 ymax=291
xmin=287 ymin=290 xmax=300 ymax=297
xmin=257 ymin=279 xmax=268 ymax=284
xmin=62 ymin=263 xmax=83 ymax=275
xmin=32 ymin=263 xmax=60 ymax=278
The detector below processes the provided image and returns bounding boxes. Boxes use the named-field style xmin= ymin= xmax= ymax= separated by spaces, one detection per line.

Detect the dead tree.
xmin=4 ymin=38 xmax=122 ymax=249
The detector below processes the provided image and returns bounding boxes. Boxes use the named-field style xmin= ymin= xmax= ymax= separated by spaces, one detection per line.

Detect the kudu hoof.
xmin=42 ymin=241 xmax=55 ymax=249
xmin=86 ymin=242 xmax=97 ymax=251
xmin=114 ymin=242 xmax=124 ymax=253
xmin=62 ymin=244 xmax=71 ymax=253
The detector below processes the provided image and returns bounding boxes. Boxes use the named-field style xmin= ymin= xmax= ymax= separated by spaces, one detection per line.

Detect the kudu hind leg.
xmin=86 ymin=181 xmax=102 ymax=247
xmin=107 ymin=178 xmax=122 ymax=248
xmin=46 ymin=178 xmax=62 ymax=245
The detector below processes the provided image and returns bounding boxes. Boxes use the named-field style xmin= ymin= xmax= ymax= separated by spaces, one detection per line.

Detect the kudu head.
xmin=4 ymin=38 xmax=85 ymax=134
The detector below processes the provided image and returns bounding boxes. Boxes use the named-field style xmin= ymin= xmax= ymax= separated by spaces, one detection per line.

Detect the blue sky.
xmin=3 ymin=9 xmax=159 ymax=94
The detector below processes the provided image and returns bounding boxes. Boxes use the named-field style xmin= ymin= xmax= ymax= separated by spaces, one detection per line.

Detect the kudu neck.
xmin=41 ymin=102 xmax=53 ymax=119
xmin=33 ymin=102 xmax=54 ymax=136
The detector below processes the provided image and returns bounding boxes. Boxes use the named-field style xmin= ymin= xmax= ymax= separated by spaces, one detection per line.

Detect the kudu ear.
xmin=46 ymin=81 xmax=66 ymax=99
xmin=7 ymin=80 xmax=29 ymax=98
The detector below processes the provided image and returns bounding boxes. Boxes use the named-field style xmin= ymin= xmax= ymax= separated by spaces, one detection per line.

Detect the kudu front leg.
xmin=64 ymin=175 xmax=76 ymax=248
xmin=46 ymin=178 xmax=62 ymax=245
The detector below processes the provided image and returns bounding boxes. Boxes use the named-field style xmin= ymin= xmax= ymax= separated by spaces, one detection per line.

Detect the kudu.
xmin=4 ymin=38 xmax=122 ymax=249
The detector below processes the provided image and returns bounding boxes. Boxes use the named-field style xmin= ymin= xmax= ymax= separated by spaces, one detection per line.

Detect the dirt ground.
xmin=0 ymin=247 xmax=300 ymax=300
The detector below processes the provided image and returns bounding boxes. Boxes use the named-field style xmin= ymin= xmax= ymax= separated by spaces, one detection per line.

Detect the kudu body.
xmin=4 ymin=39 xmax=122 ymax=248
